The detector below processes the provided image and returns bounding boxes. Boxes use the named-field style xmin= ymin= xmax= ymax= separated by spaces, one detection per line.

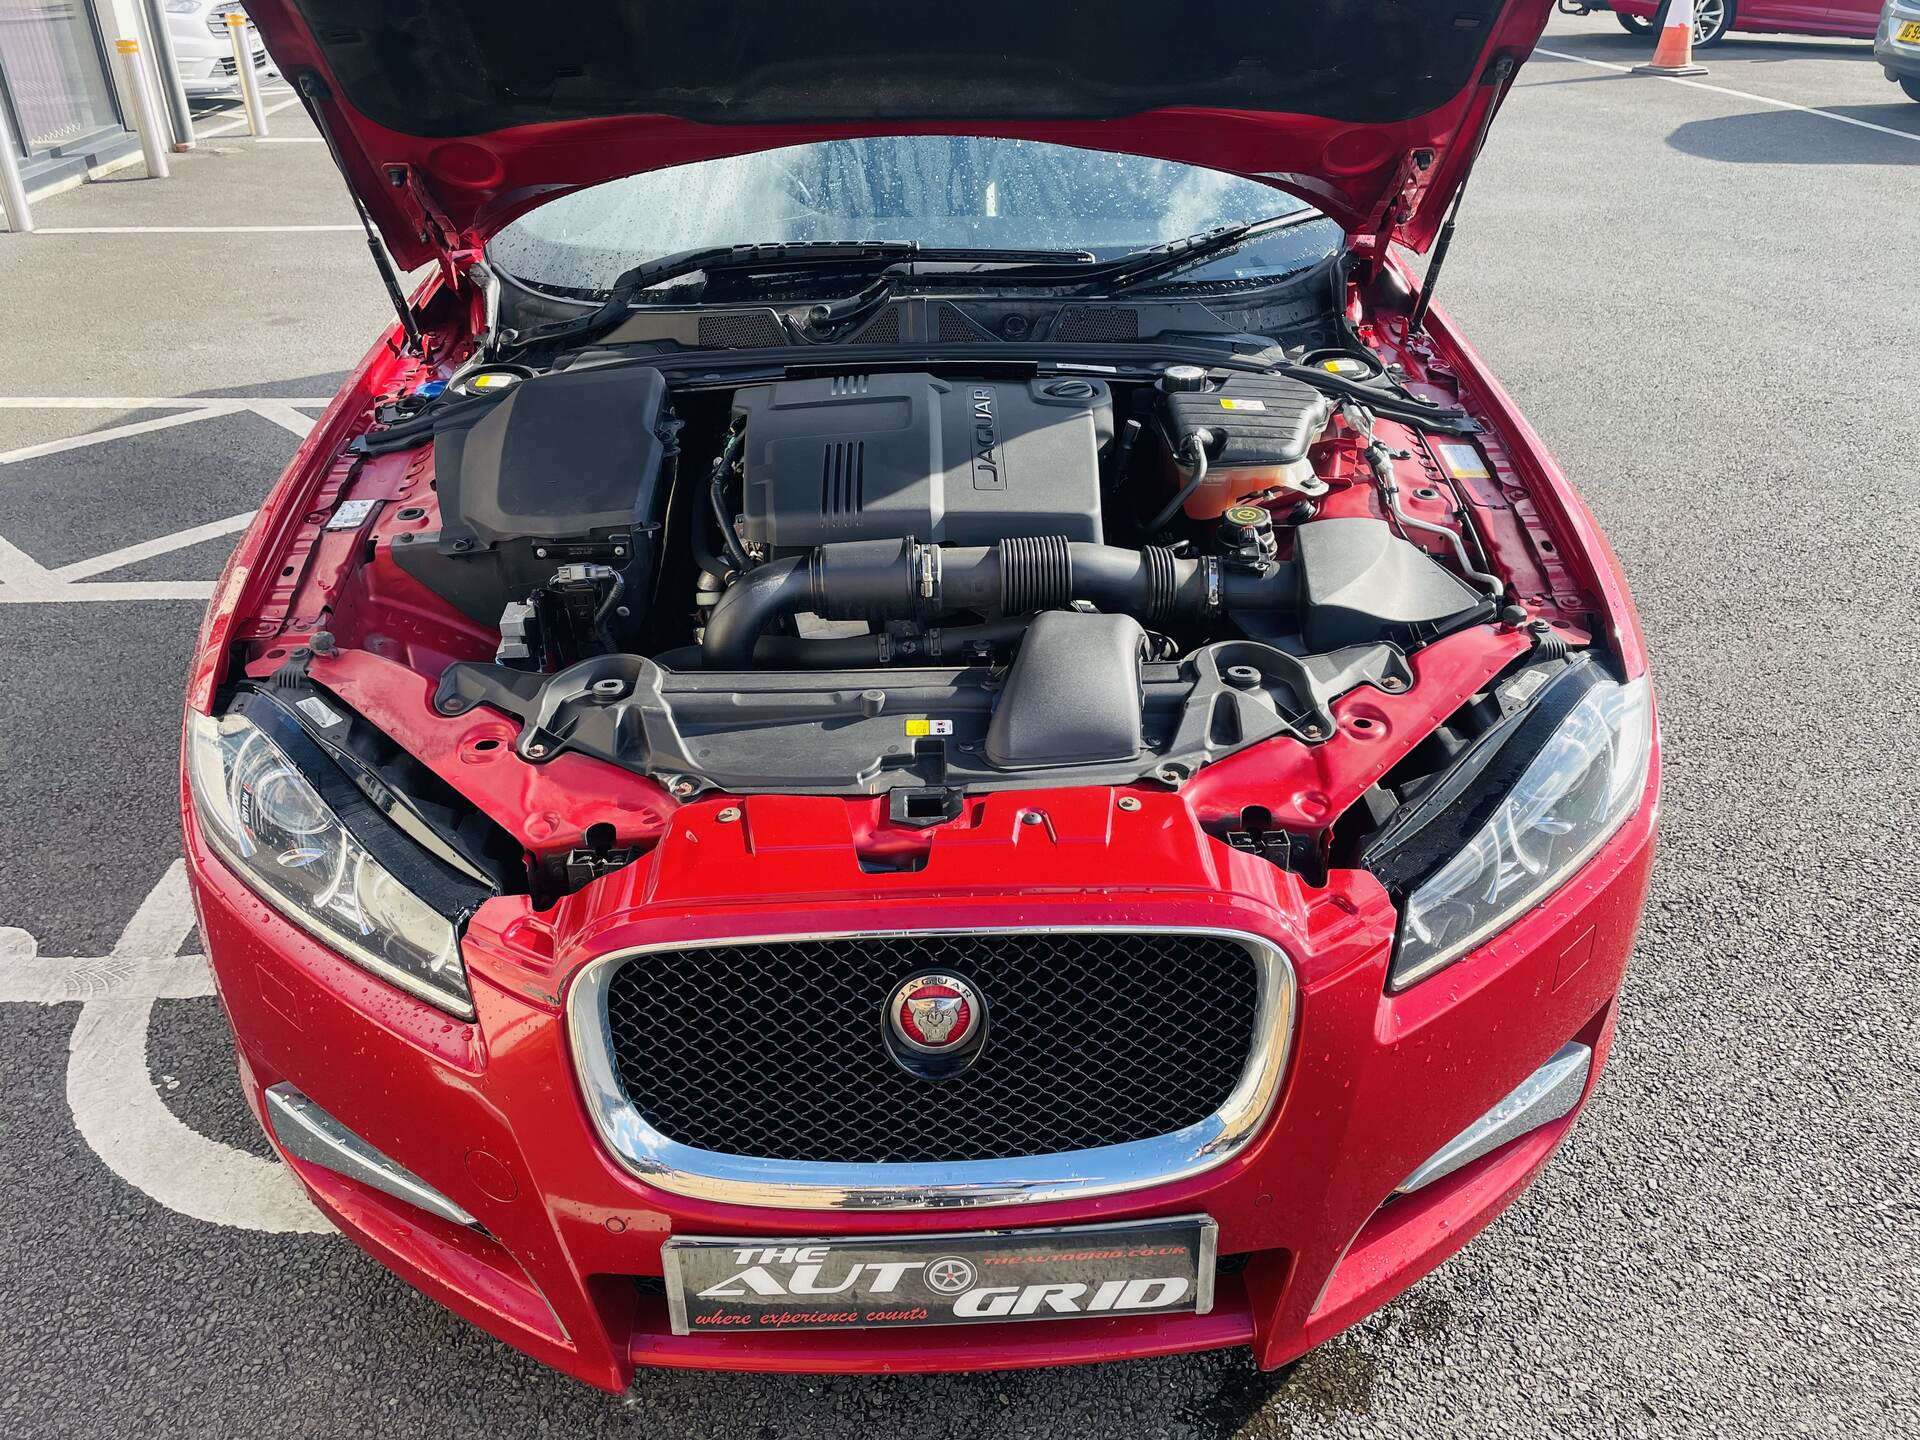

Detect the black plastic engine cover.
xmin=734 ymin=373 xmax=1111 ymax=549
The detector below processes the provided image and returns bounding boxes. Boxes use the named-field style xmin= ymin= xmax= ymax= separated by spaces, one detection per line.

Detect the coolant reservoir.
xmin=1158 ymin=372 xmax=1333 ymax=519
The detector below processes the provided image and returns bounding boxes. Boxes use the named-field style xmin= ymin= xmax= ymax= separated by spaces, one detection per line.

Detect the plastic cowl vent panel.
xmin=697 ymin=310 xmax=786 ymax=348
xmin=1055 ymin=307 xmax=1140 ymax=342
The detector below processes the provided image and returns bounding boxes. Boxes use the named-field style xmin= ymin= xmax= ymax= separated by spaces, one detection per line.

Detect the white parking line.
xmin=0 ymin=399 xmax=323 ymax=464
xmin=0 ymin=405 xmax=242 ymax=465
xmin=194 ymin=94 xmax=303 ymax=139
xmin=0 ymin=395 xmax=322 ymax=603
xmin=50 ymin=511 xmax=255 ymax=582
xmin=0 ymin=398 xmax=333 ymax=408
xmin=0 ymin=862 xmax=332 ymax=1234
xmin=246 ymin=401 xmax=317 ymax=439
xmin=1534 ymin=47 xmax=1920 ymax=144
xmin=32 ymin=225 xmax=361 ymax=234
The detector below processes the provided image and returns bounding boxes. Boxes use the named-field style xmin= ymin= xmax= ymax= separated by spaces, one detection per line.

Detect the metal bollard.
xmin=114 ymin=39 xmax=172 ymax=180
xmin=140 ymin=0 xmax=197 ymax=152
xmin=227 ymin=14 xmax=270 ymax=138
xmin=0 ymin=95 xmax=32 ymax=232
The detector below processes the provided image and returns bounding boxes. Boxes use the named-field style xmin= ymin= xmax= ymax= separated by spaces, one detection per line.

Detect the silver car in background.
xmin=1879 ymin=0 xmax=1920 ymax=100
xmin=163 ymin=0 xmax=268 ymax=98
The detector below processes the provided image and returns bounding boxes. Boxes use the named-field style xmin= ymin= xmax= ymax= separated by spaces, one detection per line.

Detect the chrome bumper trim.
xmin=264 ymin=1083 xmax=482 ymax=1229
xmin=1396 ymin=1041 xmax=1593 ymax=1196
xmin=567 ymin=926 xmax=1298 ymax=1212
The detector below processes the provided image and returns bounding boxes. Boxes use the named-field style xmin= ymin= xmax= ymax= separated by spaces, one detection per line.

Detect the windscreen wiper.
xmin=511 ymin=242 xmax=914 ymax=347
xmin=887 ymin=214 xmax=1313 ymax=297
xmin=509 ymin=242 xmax=1098 ymax=349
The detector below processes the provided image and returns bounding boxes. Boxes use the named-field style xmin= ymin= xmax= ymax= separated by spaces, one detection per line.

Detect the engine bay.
xmin=223 ymin=273 xmax=1605 ymax=905
xmin=354 ymin=348 xmax=1529 ymax=795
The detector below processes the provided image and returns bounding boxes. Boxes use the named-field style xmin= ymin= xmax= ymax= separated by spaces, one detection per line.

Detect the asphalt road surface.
xmin=1 ymin=17 xmax=1915 ymax=1438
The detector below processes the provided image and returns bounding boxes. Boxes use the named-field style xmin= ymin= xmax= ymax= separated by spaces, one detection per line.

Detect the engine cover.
xmin=733 ymin=373 xmax=1112 ymax=549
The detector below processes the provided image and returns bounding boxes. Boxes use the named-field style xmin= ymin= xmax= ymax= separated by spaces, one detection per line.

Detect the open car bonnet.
xmin=244 ymin=0 xmax=1553 ymax=277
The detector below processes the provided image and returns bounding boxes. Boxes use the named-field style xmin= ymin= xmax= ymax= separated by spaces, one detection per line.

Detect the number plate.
xmin=661 ymin=1216 xmax=1217 ymax=1336
xmin=1897 ymin=19 xmax=1920 ymax=41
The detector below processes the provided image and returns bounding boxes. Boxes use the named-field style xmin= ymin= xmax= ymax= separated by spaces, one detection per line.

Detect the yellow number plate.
xmin=1898 ymin=19 xmax=1920 ymax=42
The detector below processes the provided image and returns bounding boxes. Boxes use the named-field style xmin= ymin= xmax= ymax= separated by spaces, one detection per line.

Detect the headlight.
xmin=187 ymin=710 xmax=474 ymax=1018
xmin=1382 ymin=668 xmax=1652 ymax=991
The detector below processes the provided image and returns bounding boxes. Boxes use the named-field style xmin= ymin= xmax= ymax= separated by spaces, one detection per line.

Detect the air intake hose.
xmin=701 ymin=537 xmax=1297 ymax=667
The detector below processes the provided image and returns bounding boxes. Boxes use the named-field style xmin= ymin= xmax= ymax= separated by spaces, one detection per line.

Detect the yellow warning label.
xmin=1219 ymin=398 xmax=1267 ymax=411
xmin=1435 ymin=441 xmax=1491 ymax=480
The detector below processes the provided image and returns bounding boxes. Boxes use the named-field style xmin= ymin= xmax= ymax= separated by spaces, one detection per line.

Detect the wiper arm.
xmin=510 ymin=243 xmax=1098 ymax=349
xmin=895 ymin=216 xmax=1307 ymax=296
xmin=511 ymin=242 xmax=918 ymax=347
xmin=1094 ymin=214 xmax=1327 ymax=295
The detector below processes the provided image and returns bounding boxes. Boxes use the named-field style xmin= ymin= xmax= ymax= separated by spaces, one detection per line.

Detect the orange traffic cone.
xmin=1633 ymin=0 xmax=1709 ymax=75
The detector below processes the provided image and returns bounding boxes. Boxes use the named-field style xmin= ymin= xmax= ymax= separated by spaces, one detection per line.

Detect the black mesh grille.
xmin=601 ymin=932 xmax=1261 ymax=1165
xmin=1055 ymin=307 xmax=1140 ymax=342
xmin=697 ymin=311 xmax=785 ymax=348
xmin=851 ymin=308 xmax=900 ymax=343
xmin=937 ymin=305 xmax=988 ymax=342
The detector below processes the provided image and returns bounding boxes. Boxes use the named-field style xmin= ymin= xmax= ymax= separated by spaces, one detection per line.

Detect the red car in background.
xmin=1588 ymin=0 xmax=1884 ymax=45
xmin=183 ymin=0 xmax=1660 ymax=1392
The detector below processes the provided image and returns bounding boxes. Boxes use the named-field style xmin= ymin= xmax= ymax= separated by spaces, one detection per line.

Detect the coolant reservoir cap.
xmin=1158 ymin=364 xmax=1209 ymax=393
xmin=455 ymin=370 xmax=523 ymax=395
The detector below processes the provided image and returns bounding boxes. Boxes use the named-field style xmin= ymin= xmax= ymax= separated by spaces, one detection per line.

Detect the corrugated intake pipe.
xmin=700 ymin=537 xmax=1297 ymax=668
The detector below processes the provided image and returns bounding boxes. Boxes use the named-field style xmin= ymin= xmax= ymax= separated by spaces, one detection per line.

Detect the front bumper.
xmin=167 ymin=32 xmax=270 ymax=96
xmin=183 ymin=769 xmax=1657 ymax=1391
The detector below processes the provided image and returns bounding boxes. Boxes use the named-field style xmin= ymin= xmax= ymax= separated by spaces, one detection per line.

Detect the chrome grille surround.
xmin=567 ymin=926 xmax=1297 ymax=1211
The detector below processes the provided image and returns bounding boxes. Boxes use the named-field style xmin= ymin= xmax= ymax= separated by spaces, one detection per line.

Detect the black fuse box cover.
xmin=394 ymin=364 xmax=674 ymax=626
xmin=1160 ymin=372 xmax=1331 ymax=466
xmin=735 ymin=372 xmax=1112 ymax=549
xmin=433 ymin=364 xmax=673 ymax=550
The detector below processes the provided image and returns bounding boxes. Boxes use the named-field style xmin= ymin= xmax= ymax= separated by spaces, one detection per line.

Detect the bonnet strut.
xmin=294 ymin=71 xmax=425 ymax=356
xmin=1409 ymin=55 xmax=1517 ymax=336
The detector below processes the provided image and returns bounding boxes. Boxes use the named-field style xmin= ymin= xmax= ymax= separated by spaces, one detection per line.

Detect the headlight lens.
xmin=187 ymin=711 xmax=473 ymax=1017
xmin=1391 ymin=674 xmax=1652 ymax=990
xmin=164 ymin=1 xmax=203 ymax=12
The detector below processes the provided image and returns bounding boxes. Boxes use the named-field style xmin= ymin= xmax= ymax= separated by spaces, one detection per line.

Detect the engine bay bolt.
xmin=526 ymin=742 xmax=548 ymax=758
xmin=1302 ymin=723 xmax=1325 ymax=740
xmin=1224 ymin=664 xmax=1262 ymax=690
xmin=716 ymin=806 xmax=742 ymax=823
xmin=1378 ymin=675 xmax=1407 ymax=693
xmin=859 ymin=689 xmax=887 ymax=718
xmin=590 ymin=678 xmax=626 ymax=699
xmin=1020 ymin=810 xmax=1045 ymax=826
xmin=309 ymin=630 xmax=336 ymax=656
xmin=1117 ymin=796 xmax=1142 ymax=812
xmin=670 ymin=779 xmax=696 ymax=797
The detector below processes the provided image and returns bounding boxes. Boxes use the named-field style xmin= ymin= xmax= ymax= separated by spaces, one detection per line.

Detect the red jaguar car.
xmin=1586 ymin=0 xmax=1884 ymax=46
xmin=182 ymin=0 xmax=1659 ymax=1391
